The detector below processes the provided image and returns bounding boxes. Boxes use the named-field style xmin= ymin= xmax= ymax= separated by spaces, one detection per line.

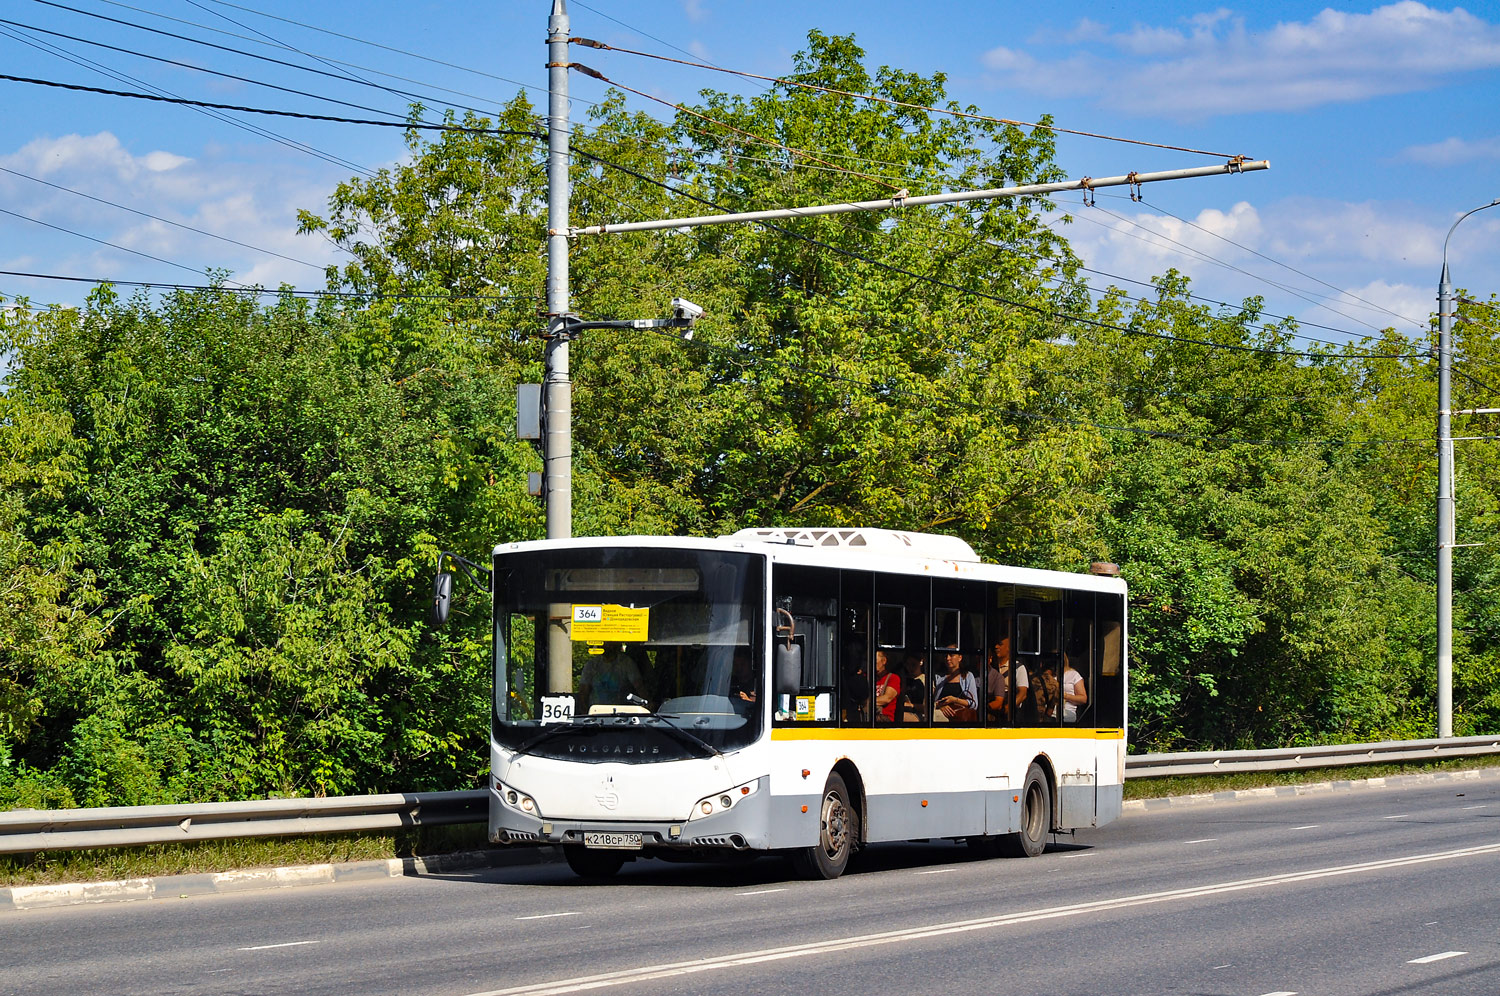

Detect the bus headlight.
xmin=494 ymin=778 xmax=543 ymax=818
xmin=688 ymin=779 xmax=759 ymax=821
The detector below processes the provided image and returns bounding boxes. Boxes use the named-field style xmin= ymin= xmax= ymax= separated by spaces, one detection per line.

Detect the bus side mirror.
xmin=774 ymin=643 xmax=802 ymax=696
xmin=431 ymin=571 xmax=454 ymax=626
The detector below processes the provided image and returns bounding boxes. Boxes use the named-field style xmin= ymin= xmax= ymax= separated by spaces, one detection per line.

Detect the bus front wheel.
xmin=792 ymin=772 xmax=858 ymax=880
xmin=998 ymin=762 xmax=1051 ymax=858
xmin=564 ymin=846 xmax=626 ymax=879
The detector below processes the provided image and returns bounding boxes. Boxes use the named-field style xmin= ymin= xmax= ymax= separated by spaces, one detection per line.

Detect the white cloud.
xmin=682 ymin=0 xmax=706 ymax=24
xmin=1400 ymin=135 xmax=1500 ymax=164
xmin=983 ymin=2 xmax=1500 ymax=117
xmin=1052 ymin=194 xmax=1474 ymax=336
xmin=1334 ymin=279 xmax=1433 ymax=329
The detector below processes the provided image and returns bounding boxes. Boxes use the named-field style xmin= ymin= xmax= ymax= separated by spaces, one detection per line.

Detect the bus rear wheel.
xmin=564 ymin=846 xmax=626 ymax=879
xmin=792 ymin=773 xmax=858 ymax=880
xmin=998 ymin=762 xmax=1051 ymax=858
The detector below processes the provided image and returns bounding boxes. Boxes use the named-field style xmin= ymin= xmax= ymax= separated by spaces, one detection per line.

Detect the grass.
xmin=0 ymin=823 xmax=492 ymax=889
xmin=6 ymin=755 xmax=1500 ymax=889
xmin=1123 ymin=752 xmax=1500 ymax=800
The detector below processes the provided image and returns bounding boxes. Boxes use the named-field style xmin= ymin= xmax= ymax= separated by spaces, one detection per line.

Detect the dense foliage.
xmin=2 ymin=33 xmax=1495 ymax=806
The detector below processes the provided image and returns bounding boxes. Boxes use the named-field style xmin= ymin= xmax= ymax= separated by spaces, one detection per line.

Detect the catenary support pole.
xmin=544 ymin=0 xmax=573 ymax=692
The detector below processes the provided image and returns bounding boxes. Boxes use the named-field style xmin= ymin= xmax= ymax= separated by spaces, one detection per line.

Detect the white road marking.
xmin=462 ymin=840 xmax=1500 ymax=996
xmin=1257 ymin=991 xmax=1298 ymax=995
xmin=1291 ymin=825 xmax=1319 ymax=830
xmin=237 ymin=940 xmax=321 ymax=951
xmin=736 ymin=889 xmax=788 ymax=896
xmin=1183 ymin=838 xmax=1217 ymax=844
xmin=516 ymin=912 xmax=583 ymax=921
xmin=1382 ymin=814 xmax=1410 ymax=820
xmin=1210 ymin=963 xmax=1231 ymax=970
xmin=914 ymin=868 xmax=957 ymax=875
xmin=1424 ymin=921 xmax=1438 ymax=926
xmin=1409 ymin=951 xmax=1467 ymax=964
xmin=1461 ymin=804 xmax=1488 ymax=810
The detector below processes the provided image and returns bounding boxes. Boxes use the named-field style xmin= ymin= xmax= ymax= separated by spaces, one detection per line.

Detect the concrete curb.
xmin=1121 ymin=765 xmax=1500 ymax=812
xmin=1 ymin=845 xmax=563 ymax=913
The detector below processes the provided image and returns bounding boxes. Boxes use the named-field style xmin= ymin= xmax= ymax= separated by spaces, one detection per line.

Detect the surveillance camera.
xmin=671 ymin=297 xmax=704 ymax=322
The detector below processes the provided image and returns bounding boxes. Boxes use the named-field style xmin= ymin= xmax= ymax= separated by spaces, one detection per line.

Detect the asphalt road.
xmin=4 ymin=773 xmax=1499 ymax=996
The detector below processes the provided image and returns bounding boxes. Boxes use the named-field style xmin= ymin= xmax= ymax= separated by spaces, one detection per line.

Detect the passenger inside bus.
xmin=1062 ymin=653 xmax=1088 ymax=723
xmin=900 ymin=653 xmax=927 ymax=724
xmin=932 ymin=649 xmax=979 ymax=723
xmin=873 ymin=649 xmax=901 ymax=723
xmin=1032 ymin=662 xmax=1060 ymax=722
xmin=987 ymin=636 xmax=1029 ymax=723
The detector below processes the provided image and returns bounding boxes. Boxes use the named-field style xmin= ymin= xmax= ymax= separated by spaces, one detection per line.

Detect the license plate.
xmin=583 ymin=831 xmax=643 ymax=850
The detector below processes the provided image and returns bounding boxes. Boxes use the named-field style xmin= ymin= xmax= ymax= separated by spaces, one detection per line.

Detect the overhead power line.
xmin=0 ymin=164 xmax=329 ymax=271
xmin=568 ymin=140 xmax=1424 ymax=363
xmin=568 ymin=37 xmax=1248 ymax=161
xmin=1 ymin=20 xmax=377 ymax=178
xmin=0 ymin=268 xmax=515 ymax=303
xmin=0 ymin=73 xmax=547 ymax=137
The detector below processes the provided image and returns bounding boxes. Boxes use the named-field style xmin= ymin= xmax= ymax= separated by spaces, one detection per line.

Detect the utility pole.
xmin=544 ymin=0 xmax=572 ymax=693
xmin=545 ymin=0 xmax=571 ymax=543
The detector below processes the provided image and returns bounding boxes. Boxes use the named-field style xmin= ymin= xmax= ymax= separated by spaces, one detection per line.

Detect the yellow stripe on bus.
xmin=770 ymin=727 xmax=1124 ymax=742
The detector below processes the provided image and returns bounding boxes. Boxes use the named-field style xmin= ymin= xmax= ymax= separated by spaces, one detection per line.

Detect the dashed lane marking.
xmin=914 ymin=868 xmax=957 ymax=875
xmin=1291 ymin=825 xmax=1319 ymax=830
xmin=238 ymin=940 xmax=321 ymax=951
xmin=1183 ymin=838 xmax=1218 ymax=844
xmin=461 ymin=840 xmax=1500 ymax=996
xmin=736 ymin=889 xmax=788 ymax=896
xmin=1409 ymin=951 xmax=1467 ymax=964
xmin=516 ymin=912 xmax=583 ymax=921
xmin=1382 ymin=814 xmax=1410 ymax=820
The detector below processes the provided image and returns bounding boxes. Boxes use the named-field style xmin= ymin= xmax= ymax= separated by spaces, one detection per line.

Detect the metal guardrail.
xmin=4 ymin=735 xmax=1499 ymax=854
xmin=0 ymin=790 xmax=487 ymax=854
xmin=1127 ymin=734 xmax=1500 ymax=778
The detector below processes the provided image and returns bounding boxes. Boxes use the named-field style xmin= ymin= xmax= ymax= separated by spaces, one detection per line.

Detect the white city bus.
xmin=482 ymin=527 xmax=1127 ymax=879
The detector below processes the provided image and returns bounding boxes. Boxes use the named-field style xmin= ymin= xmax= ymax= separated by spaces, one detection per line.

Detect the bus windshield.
xmin=493 ymin=547 xmax=765 ymax=757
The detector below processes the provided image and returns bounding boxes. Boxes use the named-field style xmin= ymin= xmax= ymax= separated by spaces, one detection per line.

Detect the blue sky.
xmin=3 ymin=0 xmax=1499 ymax=348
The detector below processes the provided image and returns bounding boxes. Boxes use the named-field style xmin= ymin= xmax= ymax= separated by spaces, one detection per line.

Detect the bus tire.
xmin=564 ymin=846 xmax=626 ymax=879
xmin=792 ymin=773 xmax=858 ymax=879
xmin=998 ymin=762 xmax=1051 ymax=858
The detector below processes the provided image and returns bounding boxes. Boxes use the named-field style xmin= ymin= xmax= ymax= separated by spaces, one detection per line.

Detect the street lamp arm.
xmin=1443 ymin=197 xmax=1500 ymax=277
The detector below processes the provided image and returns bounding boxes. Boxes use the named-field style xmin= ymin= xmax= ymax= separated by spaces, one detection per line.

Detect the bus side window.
xmin=877 ymin=573 xmax=929 ymax=726
xmin=772 ymin=564 xmax=840 ymax=726
xmin=1094 ymin=593 xmax=1125 ymax=729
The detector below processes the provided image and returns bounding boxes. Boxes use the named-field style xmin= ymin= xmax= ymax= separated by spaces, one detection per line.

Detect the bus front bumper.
xmin=488 ymin=782 xmax=771 ymax=852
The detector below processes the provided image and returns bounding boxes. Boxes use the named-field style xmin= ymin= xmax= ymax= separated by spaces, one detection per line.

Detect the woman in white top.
xmin=1061 ymin=656 xmax=1087 ymax=723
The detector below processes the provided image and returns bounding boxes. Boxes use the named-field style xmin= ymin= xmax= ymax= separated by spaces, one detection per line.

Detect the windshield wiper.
xmin=511 ymin=715 xmax=606 ymax=758
xmin=632 ymin=712 xmax=720 ymax=758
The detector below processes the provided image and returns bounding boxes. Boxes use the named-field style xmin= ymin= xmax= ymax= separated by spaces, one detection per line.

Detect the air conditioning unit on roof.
xmin=726 ymin=527 xmax=979 ymax=563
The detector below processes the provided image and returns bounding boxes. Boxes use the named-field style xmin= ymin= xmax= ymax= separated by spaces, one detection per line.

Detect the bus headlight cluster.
xmin=688 ymin=779 xmax=759 ymax=821
xmin=494 ymin=778 xmax=542 ymax=818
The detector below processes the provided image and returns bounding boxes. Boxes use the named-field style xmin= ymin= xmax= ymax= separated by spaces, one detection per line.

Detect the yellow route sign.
xmin=570 ymin=603 xmax=649 ymax=642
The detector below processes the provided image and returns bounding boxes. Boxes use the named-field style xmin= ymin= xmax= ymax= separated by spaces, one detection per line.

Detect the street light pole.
xmin=1436 ymin=196 xmax=1500 ymax=738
